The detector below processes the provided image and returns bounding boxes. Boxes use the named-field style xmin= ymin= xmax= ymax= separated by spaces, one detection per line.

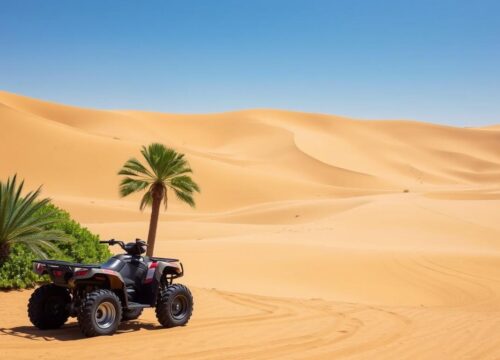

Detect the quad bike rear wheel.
xmin=77 ymin=289 xmax=122 ymax=337
xmin=122 ymin=308 xmax=143 ymax=321
xmin=156 ymin=284 xmax=193 ymax=328
xmin=28 ymin=284 xmax=71 ymax=329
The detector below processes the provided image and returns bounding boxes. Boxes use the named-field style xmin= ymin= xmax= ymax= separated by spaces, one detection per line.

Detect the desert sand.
xmin=0 ymin=90 xmax=499 ymax=359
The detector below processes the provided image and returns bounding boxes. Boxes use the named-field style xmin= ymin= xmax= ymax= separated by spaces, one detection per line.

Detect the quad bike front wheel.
xmin=156 ymin=284 xmax=193 ymax=328
xmin=77 ymin=289 xmax=122 ymax=337
xmin=28 ymin=284 xmax=71 ymax=329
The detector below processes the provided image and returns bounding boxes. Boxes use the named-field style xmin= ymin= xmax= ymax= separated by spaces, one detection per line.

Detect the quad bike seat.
xmin=100 ymin=255 xmax=148 ymax=288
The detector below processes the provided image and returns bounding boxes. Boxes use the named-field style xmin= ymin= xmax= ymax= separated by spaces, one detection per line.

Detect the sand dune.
xmin=1 ymin=91 xmax=500 ymax=359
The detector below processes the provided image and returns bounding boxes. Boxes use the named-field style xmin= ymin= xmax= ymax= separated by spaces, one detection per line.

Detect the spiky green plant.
xmin=0 ymin=175 xmax=68 ymax=264
xmin=118 ymin=143 xmax=200 ymax=256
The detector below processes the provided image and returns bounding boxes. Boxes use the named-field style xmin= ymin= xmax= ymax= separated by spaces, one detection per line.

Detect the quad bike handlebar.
xmin=100 ymin=239 xmax=148 ymax=255
xmin=100 ymin=239 xmax=126 ymax=249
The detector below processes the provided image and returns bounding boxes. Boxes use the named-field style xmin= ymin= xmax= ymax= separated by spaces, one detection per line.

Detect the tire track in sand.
xmin=171 ymin=290 xmax=411 ymax=360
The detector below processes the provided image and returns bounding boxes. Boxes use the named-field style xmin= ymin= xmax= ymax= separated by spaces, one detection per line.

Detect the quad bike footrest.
xmin=127 ymin=302 xmax=151 ymax=309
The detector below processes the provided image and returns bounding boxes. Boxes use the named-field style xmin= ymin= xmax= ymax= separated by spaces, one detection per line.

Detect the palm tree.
xmin=0 ymin=175 xmax=68 ymax=264
xmin=118 ymin=143 xmax=200 ymax=256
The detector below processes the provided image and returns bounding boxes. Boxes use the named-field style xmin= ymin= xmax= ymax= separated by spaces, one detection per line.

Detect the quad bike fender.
xmin=72 ymin=268 xmax=126 ymax=290
xmin=143 ymin=261 xmax=183 ymax=306
xmin=153 ymin=261 xmax=184 ymax=283
xmin=72 ymin=268 xmax=128 ymax=306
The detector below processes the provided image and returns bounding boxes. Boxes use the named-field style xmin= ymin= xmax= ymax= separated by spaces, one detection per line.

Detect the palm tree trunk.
xmin=146 ymin=186 xmax=163 ymax=257
xmin=0 ymin=242 xmax=10 ymax=265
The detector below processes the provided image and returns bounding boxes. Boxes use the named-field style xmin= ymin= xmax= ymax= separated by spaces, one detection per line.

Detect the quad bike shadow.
xmin=0 ymin=319 xmax=166 ymax=341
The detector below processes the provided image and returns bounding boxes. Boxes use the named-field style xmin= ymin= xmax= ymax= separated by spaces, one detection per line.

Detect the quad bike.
xmin=28 ymin=239 xmax=193 ymax=337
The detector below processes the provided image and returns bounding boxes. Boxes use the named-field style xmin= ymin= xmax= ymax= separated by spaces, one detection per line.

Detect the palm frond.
xmin=20 ymin=235 xmax=65 ymax=259
xmin=0 ymin=175 xmax=70 ymax=260
xmin=119 ymin=177 xmax=150 ymax=197
xmin=140 ymin=144 xmax=169 ymax=179
xmin=169 ymin=175 xmax=201 ymax=194
xmin=6 ymin=195 xmax=51 ymax=235
xmin=139 ymin=191 xmax=153 ymax=211
xmin=173 ymin=188 xmax=196 ymax=207
xmin=166 ymin=167 xmax=192 ymax=179
xmin=118 ymin=144 xmax=200 ymax=210
xmin=163 ymin=185 xmax=168 ymax=210
xmin=118 ymin=157 xmax=155 ymax=178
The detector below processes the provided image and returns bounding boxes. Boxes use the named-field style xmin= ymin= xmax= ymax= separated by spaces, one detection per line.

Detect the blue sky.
xmin=1 ymin=0 xmax=499 ymax=126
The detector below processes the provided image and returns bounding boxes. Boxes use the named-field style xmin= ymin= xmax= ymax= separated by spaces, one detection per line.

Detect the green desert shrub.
xmin=36 ymin=203 xmax=110 ymax=264
xmin=0 ymin=244 xmax=40 ymax=289
xmin=0 ymin=203 xmax=111 ymax=290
